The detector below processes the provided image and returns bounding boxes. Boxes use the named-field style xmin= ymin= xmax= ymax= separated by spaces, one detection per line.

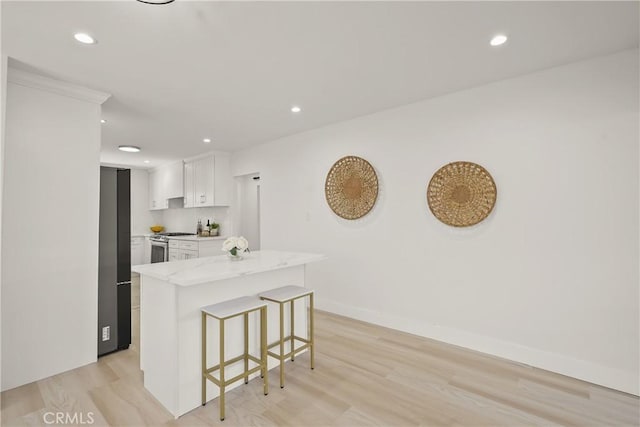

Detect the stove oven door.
xmin=150 ymin=240 xmax=168 ymax=263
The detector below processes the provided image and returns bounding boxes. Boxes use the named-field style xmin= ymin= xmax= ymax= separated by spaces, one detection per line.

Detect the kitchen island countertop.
xmin=132 ymin=250 xmax=325 ymax=287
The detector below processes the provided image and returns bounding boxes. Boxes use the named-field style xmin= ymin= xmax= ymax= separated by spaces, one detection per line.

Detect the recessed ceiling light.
xmin=101 ymin=119 xmax=106 ymax=124
xmin=203 ymin=138 xmax=211 ymax=144
xmin=490 ymin=34 xmax=508 ymax=47
xmin=136 ymin=0 xmax=175 ymax=4
xmin=144 ymin=160 xmax=150 ymax=164
xmin=118 ymin=145 xmax=141 ymax=153
xmin=74 ymin=33 xmax=96 ymax=45
xmin=291 ymin=105 xmax=302 ymax=113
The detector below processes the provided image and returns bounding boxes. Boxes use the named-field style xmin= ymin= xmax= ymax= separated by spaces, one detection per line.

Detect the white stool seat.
xmin=258 ymin=285 xmax=313 ymax=303
xmin=201 ymin=296 xmax=267 ymax=319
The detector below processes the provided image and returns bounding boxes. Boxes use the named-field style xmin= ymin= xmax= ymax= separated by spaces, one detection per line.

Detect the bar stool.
xmin=258 ymin=286 xmax=314 ymax=388
xmin=201 ymin=296 xmax=269 ymax=421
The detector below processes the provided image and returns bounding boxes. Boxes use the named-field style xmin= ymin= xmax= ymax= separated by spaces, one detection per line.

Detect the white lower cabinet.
xmin=168 ymin=239 xmax=224 ymax=261
xmin=131 ymin=236 xmax=145 ymax=265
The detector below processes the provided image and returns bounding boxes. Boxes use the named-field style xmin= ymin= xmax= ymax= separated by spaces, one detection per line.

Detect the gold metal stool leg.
xmin=261 ymin=306 xmax=265 ymax=379
xmin=201 ymin=312 xmax=207 ymax=406
xmin=279 ymin=301 xmax=285 ymax=388
xmin=244 ymin=312 xmax=249 ymax=384
xmin=219 ymin=318 xmax=225 ymax=421
xmin=310 ymin=292 xmax=315 ymax=370
xmin=261 ymin=306 xmax=269 ymax=395
xmin=290 ymin=300 xmax=295 ymax=361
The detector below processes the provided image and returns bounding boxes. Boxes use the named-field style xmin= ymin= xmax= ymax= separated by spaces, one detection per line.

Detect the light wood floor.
xmin=2 ymin=298 xmax=638 ymax=426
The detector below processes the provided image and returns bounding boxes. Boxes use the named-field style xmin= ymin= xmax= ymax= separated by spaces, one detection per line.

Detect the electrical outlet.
xmin=102 ymin=326 xmax=110 ymax=341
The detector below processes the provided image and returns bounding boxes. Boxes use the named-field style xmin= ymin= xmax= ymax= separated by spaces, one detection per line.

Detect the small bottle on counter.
xmin=197 ymin=219 xmax=203 ymax=236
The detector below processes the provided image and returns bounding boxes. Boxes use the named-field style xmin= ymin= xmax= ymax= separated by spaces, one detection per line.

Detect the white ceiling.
xmin=2 ymin=1 xmax=638 ymax=168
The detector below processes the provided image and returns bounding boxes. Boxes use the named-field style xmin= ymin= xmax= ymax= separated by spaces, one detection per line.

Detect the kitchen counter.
xmin=165 ymin=235 xmax=226 ymax=241
xmin=133 ymin=250 xmax=325 ymax=417
xmin=132 ymin=250 xmax=325 ymax=286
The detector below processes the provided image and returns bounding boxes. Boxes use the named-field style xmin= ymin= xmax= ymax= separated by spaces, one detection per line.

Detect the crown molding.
xmin=7 ymin=68 xmax=111 ymax=105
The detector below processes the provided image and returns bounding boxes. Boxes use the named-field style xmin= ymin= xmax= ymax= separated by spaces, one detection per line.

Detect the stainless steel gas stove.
xmin=149 ymin=232 xmax=196 ymax=263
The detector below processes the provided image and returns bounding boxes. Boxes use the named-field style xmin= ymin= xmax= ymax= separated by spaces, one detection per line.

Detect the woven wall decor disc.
xmin=427 ymin=161 xmax=497 ymax=227
xmin=325 ymin=156 xmax=379 ymax=220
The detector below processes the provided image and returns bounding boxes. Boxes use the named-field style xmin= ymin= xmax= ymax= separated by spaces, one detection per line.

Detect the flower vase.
xmin=228 ymin=250 xmax=243 ymax=261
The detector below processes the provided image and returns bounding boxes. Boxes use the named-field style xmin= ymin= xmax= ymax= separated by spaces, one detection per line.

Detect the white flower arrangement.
xmin=222 ymin=236 xmax=249 ymax=257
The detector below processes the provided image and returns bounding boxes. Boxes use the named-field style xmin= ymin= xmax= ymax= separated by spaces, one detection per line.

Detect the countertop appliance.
xmin=98 ymin=167 xmax=131 ymax=356
xmin=150 ymin=232 xmax=196 ymax=263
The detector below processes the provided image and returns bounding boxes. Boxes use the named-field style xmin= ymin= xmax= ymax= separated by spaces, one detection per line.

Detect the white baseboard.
xmin=316 ymin=297 xmax=639 ymax=396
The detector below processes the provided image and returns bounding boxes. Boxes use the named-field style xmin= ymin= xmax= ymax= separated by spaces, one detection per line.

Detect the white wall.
xmin=232 ymin=49 xmax=639 ymax=395
xmin=130 ymin=168 xmax=162 ymax=236
xmin=0 ymin=54 xmax=7 ymax=391
xmin=1 ymin=69 xmax=109 ymax=391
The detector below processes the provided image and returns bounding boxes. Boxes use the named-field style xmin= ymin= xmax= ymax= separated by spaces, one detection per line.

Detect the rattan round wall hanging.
xmin=427 ymin=161 xmax=497 ymax=227
xmin=325 ymin=156 xmax=379 ymax=220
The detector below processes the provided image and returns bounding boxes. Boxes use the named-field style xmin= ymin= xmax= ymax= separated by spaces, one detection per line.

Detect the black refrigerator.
xmin=98 ymin=167 xmax=131 ymax=356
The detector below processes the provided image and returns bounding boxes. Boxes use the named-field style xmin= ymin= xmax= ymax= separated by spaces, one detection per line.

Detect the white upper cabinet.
xmin=163 ymin=161 xmax=184 ymax=199
xmin=194 ymin=155 xmax=214 ymax=207
xmin=184 ymin=154 xmax=231 ymax=208
xmin=148 ymin=169 xmax=163 ymax=210
xmin=183 ymin=161 xmax=195 ymax=208
xmin=149 ymin=161 xmax=184 ymax=210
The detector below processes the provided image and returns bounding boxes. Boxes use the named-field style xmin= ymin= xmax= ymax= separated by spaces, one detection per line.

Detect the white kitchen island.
xmin=132 ymin=250 xmax=325 ymax=418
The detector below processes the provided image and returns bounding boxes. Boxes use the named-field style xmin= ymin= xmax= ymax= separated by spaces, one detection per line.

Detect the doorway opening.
xmin=235 ymin=173 xmax=261 ymax=251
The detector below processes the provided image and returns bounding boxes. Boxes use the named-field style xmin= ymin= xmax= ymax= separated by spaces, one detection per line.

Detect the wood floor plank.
xmin=518 ymin=379 xmax=636 ymax=426
xmin=2 ymin=408 xmax=49 ymax=427
xmin=2 ymin=309 xmax=638 ymax=426
xmin=88 ymin=378 xmax=173 ymax=426
xmin=0 ymin=382 xmax=45 ymax=423
xmin=449 ymin=376 xmax=598 ymax=426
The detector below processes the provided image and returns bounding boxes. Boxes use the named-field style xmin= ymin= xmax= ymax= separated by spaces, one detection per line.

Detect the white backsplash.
xmin=161 ymin=205 xmax=232 ymax=237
